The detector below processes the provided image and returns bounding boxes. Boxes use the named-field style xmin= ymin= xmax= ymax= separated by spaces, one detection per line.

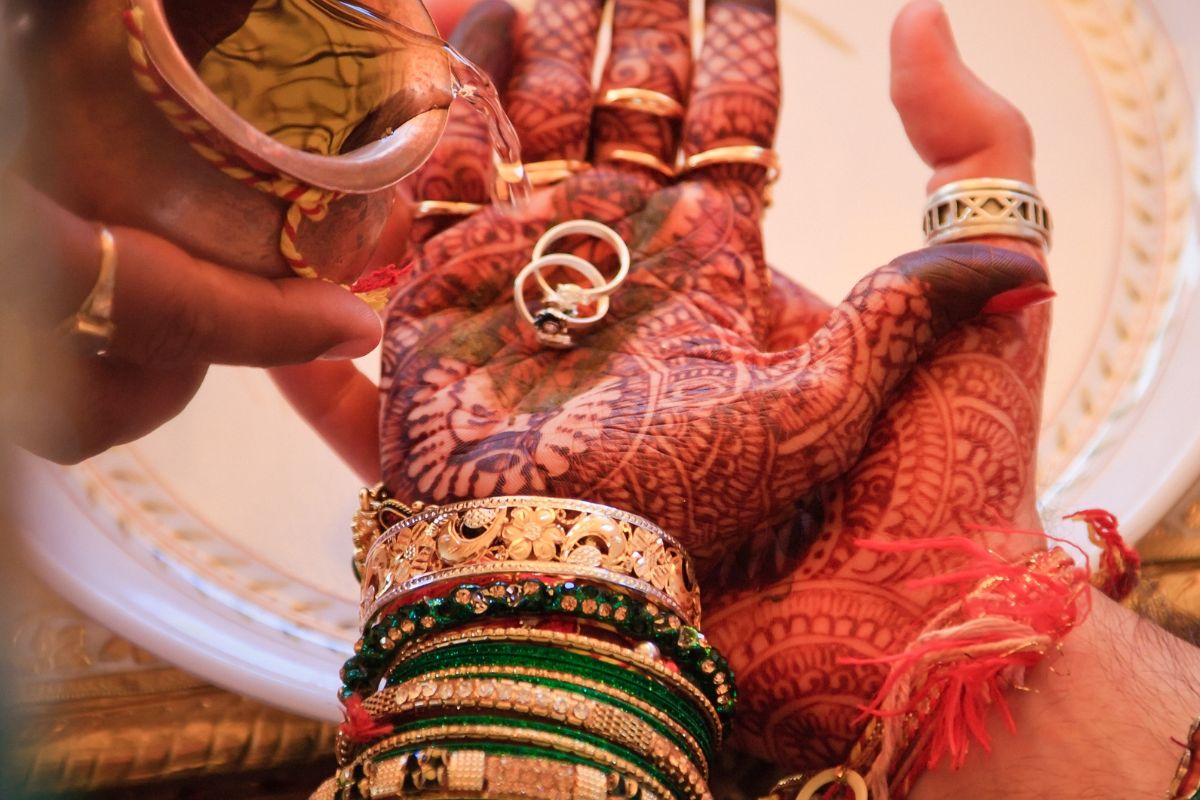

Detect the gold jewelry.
xmin=595 ymin=146 xmax=676 ymax=178
xmin=370 ymin=748 xmax=614 ymax=800
xmin=360 ymin=496 xmax=700 ymax=627
xmin=57 ymin=226 xmax=118 ymax=356
xmin=413 ymin=200 xmax=485 ymax=219
xmin=596 ymin=88 xmax=685 ymax=120
xmin=352 ymin=728 xmax=681 ymax=800
xmin=364 ymin=676 xmax=707 ymax=783
xmin=525 ymin=160 xmax=592 ymax=187
xmin=792 ymin=767 xmax=868 ymax=800
xmin=317 ymin=746 xmax=624 ymax=800
xmin=681 ymin=145 xmax=780 ymax=183
xmin=389 ymin=662 xmax=719 ymax=753
xmin=923 ymin=177 xmax=1052 ymax=250
xmin=352 ymin=485 xmax=423 ymax=578
xmin=390 ymin=625 xmax=723 ymax=735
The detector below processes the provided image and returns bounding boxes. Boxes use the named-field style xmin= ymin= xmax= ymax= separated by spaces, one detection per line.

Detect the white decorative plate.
xmin=16 ymin=0 xmax=1200 ymax=722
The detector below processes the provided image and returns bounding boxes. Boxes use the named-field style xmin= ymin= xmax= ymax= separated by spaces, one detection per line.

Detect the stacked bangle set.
xmin=314 ymin=492 xmax=733 ymax=800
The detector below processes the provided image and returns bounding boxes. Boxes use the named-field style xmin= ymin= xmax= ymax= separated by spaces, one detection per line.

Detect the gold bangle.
xmin=362 ymin=676 xmax=707 ymax=785
xmin=922 ymin=177 xmax=1052 ymax=250
xmin=401 ymin=662 xmax=719 ymax=753
xmin=413 ymin=200 xmax=485 ymax=219
xmin=359 ymin=496 xmax=700 ymax=627
xmin=681 ymin=145 xmax=780 ymax=184
xmin=391 ymin=625 xmax=722 ymax=734
xmin=525 ymin=159 xmax=592 ymax=187
xmin=596 ymin=88 xmax=685 ymax=120
xmin=57 ymin=226 xmax=118 ymax=356
xmin=316 ymin=746 xmax=626 ymax=800
xmin=351 ymin=725 xmax=687 ymax=800
xmin=595 ymin=146 xmax=676 ymax=178
xmin=352 ymin=485 xmax=422 ymax=578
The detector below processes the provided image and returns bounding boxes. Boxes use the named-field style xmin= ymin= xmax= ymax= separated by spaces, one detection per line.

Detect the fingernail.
xmin=319 ymin=336 xmax=380 ymax=360
xmin=982 ymin=285 xmax=1056 ymax=314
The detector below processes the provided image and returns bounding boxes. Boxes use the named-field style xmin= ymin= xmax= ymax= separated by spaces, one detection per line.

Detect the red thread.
xmin=338 ymin=694 xmax=394 ymax=745
xmin=1066 ymin=509 xmax=1140 ymax=601
xmin=350 ymin=262 xmax=414 ymax=295
xmin=841 ymin=526 xmax=1093 ymax=797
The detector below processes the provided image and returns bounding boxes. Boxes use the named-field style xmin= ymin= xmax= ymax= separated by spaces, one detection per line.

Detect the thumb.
xmin=890 ymin=0 xmax=1035 ymax=189
xmin=763 ymin=244 xmax=1048 ymax=492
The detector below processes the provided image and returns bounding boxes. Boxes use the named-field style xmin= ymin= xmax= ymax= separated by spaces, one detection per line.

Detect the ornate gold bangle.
xmin=922 ymin=177 xmax=1052 ymax=250
xmin=399 ymin=662 xmax=719 ymax=754
xmin=351 ymin=725 xmax=684 ymax=800
xmin=391 ymin=625 xmax=722 ymax=736
xmin=525 ymin=159 xmax=592 ymax=187
xmin=352 ymin=485 xmax=422 ymax=579
xmin=359 ymin=496 xmax=700 ymax=627
xmin=364 ymin=675 xmax=708 ymax=778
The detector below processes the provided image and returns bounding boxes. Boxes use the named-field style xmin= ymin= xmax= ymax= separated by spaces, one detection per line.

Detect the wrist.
xmin=910 ymin=590 xmax=1200 ymax=799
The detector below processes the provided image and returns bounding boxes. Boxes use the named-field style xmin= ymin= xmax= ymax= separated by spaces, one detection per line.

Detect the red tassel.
xmin=1066 ymin=509 xmax=1140 ymax=601
xmin=839 ymin=531 xmax=1091 ymax=799
xmin=338 ymin=694 xmax=394 ymax=745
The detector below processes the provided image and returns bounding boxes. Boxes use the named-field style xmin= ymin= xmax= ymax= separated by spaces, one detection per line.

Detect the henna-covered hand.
xmin=376 ymin=0 xmax=1043 ymax=572
xmin=274 ymin=0 xmax=1055 ymax=774
xmin=704 ymin=0 xmax=1056 ymax=772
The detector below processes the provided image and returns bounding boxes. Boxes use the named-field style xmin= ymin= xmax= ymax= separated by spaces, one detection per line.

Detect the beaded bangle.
xmin=362 ymin=675 xmax=708 ymax=776
xmin=341 ymin=576 xmax=735 ymax=715
xmin=383 ymin=642 xmax=720 ymax=749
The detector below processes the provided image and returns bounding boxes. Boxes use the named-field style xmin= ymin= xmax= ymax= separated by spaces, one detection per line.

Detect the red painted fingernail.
xmin=982 ymin=285 xmax=1056 ymax=314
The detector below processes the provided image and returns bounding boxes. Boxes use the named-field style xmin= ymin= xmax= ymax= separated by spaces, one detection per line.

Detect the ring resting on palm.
xmin=513 ymin=219 xmax=631 ymax=349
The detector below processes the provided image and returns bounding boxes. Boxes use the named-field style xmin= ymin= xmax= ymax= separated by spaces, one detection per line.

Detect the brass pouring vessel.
xmin=9 ymin=0 xmax=452 ymax=284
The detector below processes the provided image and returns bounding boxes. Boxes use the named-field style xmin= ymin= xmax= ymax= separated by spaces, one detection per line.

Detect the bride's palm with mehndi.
xmin=278 ymin=0 xmax=1052 ymax=771
xmin=289 ymin=0 xmax=1044 ymax=571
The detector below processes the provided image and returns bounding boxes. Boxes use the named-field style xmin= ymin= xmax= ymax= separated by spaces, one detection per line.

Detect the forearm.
xmin=911 ymin=590 xmax=1200 ymax=799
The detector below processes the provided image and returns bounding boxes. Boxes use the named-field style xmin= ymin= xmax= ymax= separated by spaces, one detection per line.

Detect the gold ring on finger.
xmin=413 ymin=200 xmax=485 ymax=219
xmin=57 ymin=226 xmax=118 ymax=357
xmin=595 ymin=146 xmax=676 ymax=179
xmin=596 ymin=87 xmax=686 ymax=120
xmin=681 ymin=144 xmax=781 ymax=184
xmin=524 ymin=159 xmax=592 ymax=187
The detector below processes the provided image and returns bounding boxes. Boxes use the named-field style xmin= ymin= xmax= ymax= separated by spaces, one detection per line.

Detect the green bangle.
xmin=385 ymin=641 xmax=717 ymax=751
xmin=341 ymin=576 xmax=735 ymax=716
